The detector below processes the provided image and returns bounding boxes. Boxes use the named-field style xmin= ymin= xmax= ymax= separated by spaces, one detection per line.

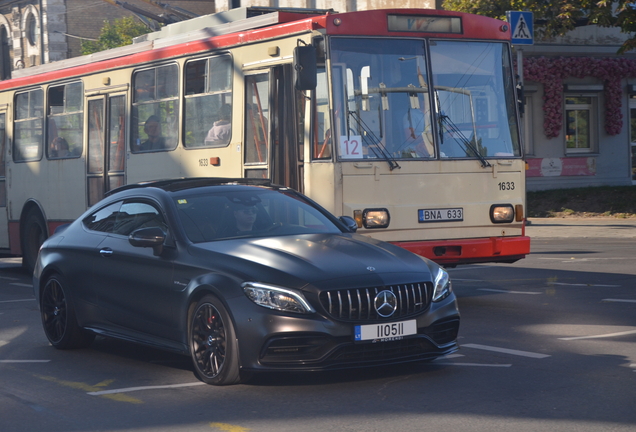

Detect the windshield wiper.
xmin=439 ymin=113 xmax=491 ymax=168
xmin=347 ymin=111 xmax=400 ymax=171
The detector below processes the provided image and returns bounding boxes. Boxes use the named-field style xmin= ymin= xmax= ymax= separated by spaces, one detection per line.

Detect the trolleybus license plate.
xmin=355 ymin=319 xmax=417 ymax=342
xmin=418 ymin=208 xmax=463 ymax=223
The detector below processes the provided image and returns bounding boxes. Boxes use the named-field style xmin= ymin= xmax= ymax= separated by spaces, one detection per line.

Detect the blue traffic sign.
xmin=506 ymin=11 xmax=534 ymax=45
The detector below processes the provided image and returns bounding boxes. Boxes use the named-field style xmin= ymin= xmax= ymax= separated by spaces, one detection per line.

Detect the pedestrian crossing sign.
xmin=506 ymin=11 xmax=534 ymax=45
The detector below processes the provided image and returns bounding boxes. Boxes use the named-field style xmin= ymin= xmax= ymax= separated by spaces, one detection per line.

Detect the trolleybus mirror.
xmin=293 ymin=45 xmax=317 ymax=90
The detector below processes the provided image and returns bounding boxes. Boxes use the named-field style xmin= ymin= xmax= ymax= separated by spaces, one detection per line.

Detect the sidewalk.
xmin=527 ymin=217 xmax=636 ymax=238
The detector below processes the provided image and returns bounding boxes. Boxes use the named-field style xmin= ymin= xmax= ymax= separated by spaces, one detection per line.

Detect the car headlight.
xmin=243 ymin=282 xmax=315 ymax=314
xmin=432 ymin=267 xmax=452 ymax=302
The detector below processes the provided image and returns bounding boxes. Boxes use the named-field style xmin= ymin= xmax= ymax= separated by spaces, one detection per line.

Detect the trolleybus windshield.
xmin=330 ymin=38 xmax=521 ymax=161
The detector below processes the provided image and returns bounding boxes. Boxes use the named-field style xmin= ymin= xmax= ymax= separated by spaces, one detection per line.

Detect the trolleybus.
xmin=0 ymin=7 xmax=530 ymax=271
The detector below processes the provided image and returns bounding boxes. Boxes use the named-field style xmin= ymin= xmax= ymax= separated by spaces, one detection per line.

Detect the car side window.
xmin=83 ymin=201 xmax=166 ymax=235
xmin=113 ymin=202 xmax=166 ymax=236
xmin=83 ymin=202 xmax=122 ymax=232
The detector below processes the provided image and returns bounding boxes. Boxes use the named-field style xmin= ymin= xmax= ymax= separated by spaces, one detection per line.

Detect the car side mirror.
xmin=339 ymin=216 xmax=358 ymax=233
xmin=129 ymin=227 xmax=166 ymax=256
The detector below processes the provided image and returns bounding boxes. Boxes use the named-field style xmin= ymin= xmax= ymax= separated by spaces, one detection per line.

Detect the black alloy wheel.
xmin=40 ymin=275 xmax=94 ymax=349
xmin=189 ymin=295 xmax=240 ymax=385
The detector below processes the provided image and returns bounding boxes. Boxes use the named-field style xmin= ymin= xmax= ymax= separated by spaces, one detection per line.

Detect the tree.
xmin=442 ymin=0 xmax=636 ymax=53
xmin=81 ymin=16 xmax=152 ymax=55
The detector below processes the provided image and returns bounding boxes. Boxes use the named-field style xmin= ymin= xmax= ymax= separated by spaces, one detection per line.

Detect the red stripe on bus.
xmin=391 ymin=236 xmax=531 ymax=266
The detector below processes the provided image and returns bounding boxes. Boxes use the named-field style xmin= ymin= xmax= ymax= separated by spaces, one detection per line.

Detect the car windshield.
xmin=174 ymin=188 xmax=342 ymax=242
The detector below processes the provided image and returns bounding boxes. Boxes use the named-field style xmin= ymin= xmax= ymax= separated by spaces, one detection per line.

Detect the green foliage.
xmin=81 ymin=17 xmax=152 ymax=55
xmin=442 ymin=0 xmax=636 ymax=53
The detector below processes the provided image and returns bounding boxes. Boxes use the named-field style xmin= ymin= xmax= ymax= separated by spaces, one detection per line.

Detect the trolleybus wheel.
xmin=22 ymin=208 xmax=47 ymax=273
xmin=22 ymin=209 xmax=47 ymax=272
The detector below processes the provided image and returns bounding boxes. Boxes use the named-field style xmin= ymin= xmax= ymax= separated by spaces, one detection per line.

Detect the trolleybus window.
xmin=131 ymin=64 xmax=179 ymax=152
xmin=14 ymin=88 xmax=43 ymax=162
xmin=429 ymin=41 xmax=521 ymax=159
xmin=184 ymin=54 xmax=232 ymax=148
xmin=330 ymin=38 xmax=434 ymax=160
xmin=47 ymin=81 xmax=83 ymax=159
xmin=245 ymin=73 xmax=269 ymax=176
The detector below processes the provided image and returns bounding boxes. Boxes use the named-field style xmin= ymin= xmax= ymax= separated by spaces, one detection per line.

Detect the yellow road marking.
xmin=35 ymin=375 xmax=143 ymax=404
xmin=209 ymin=423 xmax=250 ymax=432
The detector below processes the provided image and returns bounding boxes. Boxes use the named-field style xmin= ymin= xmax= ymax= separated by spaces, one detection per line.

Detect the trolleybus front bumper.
xmin=391 ymin=235 xmax=531 ymax=267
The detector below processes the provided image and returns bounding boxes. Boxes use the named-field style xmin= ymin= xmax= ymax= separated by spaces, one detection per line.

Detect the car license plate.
xmin=418 ymin=208 xmax=463 ymax=223
xmin=354 ymin=319 xmax=417 ymax=342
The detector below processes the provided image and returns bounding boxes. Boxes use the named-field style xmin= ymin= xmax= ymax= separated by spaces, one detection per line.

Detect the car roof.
xmin=106 ymin=178 xmax=285 ymax=196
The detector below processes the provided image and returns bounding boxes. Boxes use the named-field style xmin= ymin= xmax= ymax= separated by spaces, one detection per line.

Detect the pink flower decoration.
xmin=521 ymin=57 xmax=636 ymax=138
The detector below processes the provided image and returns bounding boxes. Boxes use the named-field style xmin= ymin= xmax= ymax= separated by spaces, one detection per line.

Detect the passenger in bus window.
xmin=205 ymin=104 xmax=231 ymax=145
xmin=138 ymin=115 xmax=166 ymax=151
xmin=50 ymin=137 xmax=71 ymax=158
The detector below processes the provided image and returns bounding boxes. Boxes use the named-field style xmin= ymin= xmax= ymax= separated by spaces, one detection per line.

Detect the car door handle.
xmin=99 ymin=248 xmax=113 ymax=257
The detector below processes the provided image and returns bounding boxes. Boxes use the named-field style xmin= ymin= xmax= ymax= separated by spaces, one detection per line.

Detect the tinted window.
xmin=174 ymin=189 xmax=340 ymax=242
xmin=84 ymin=201 xmax=165 ymax=235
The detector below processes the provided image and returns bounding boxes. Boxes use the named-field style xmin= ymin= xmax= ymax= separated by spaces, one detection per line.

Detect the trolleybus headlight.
xmin=490 ymin=204 xmax=515 ymax=223
xmin=362 ymin=208 xmax=390 ymax=229
xmin=243 ymin=282 xmax=314 ymax=314
xmin=432 ymin=266 xmax=452 ymax=302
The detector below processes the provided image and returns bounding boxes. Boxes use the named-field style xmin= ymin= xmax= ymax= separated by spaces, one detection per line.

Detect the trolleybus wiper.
xmin=439 ymin=114 xmax=491 ymax=168
xmin=348 ymin=111 xmax=400 ymax=171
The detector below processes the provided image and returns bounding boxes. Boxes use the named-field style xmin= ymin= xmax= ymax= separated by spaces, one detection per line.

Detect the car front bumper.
xmin=229 ymin=293 xmax=460 ymax=372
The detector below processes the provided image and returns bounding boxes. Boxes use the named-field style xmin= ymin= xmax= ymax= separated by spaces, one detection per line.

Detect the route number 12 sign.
xmin=340 ymin=135 xmax=364 ymax=159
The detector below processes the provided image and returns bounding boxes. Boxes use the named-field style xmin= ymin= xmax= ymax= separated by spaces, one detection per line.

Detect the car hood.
xmin=189 ymin=233 xmax=434 ymax=290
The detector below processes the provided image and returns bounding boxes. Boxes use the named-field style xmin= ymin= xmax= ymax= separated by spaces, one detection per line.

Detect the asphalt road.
xmin=1 ymin=221 xmax=635 ymax=432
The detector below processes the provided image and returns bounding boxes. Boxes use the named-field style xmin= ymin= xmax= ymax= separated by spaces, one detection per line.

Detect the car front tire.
xmin=189 ymin=295 xmax=241 ymax=385
xmin=40 ymin=274 xmax=95 ymax=349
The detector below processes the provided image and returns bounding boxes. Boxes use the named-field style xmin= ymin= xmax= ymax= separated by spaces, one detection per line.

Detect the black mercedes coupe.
xmin=34 ymin=178 xmax=460 ymax=385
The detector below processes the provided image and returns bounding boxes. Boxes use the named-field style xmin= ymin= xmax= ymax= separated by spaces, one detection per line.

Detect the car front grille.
xmin=319 ymin=282 xmax=432 ymax=321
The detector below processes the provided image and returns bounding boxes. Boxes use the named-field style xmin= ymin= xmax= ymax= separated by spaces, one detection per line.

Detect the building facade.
xmin=520 ymin=25 xmax=636 ymax=190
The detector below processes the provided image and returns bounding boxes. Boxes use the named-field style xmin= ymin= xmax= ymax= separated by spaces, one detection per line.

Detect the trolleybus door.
xmin=87 ymin=94 xmax=127 ymax=206
xmin=244 ymin=66 xmax=303 ymax=192
xmin=0 ymin=111 xmax=8 ymax=248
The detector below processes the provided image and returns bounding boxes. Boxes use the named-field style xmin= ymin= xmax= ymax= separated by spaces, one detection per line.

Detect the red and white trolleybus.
xmin=0 ymin=7 xmax=530 ymax=270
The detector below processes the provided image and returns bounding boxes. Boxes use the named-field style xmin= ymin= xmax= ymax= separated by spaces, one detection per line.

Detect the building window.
xmin=26 ymin=13 xmax=37 ymax=47
xmin=565 ymin=96 xmax=597 ymax=154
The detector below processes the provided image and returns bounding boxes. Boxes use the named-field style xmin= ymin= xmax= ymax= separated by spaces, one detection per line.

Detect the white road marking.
xmin=478 ymin=289 xmax=541 ymax=295
xmin=0 ymin=299 xmax=35 ymax=303
xmin=602 ymin=298 xmax=636 ymax=304
xmin=548 ymin=282 xmax=621 ymax=288
xmin=559 ymin=330 xmax=636 ymax=341
xmin=10 ymin=283 xmax=33 ymax=288
xmin=433 ymin=362 xmax=512 ymax=367
xmin=0 ymin=360 xmax=50 ymax=363
xmin=88 ymin=382 xmax=205 ymax=396
xmin=433 ymin=353 xmax=464 ymax=361
xmin=462 ymin=343 xmax=551 ymax=358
